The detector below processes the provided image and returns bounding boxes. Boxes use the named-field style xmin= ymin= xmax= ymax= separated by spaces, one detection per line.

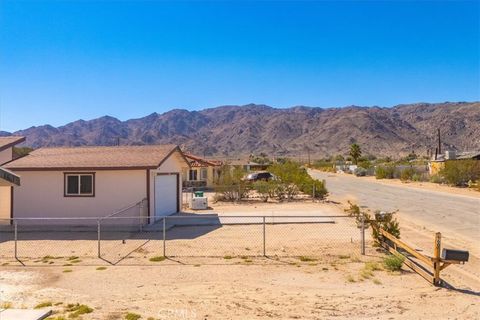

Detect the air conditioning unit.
xmin=190 ymin=197 xmax=208 ymax=210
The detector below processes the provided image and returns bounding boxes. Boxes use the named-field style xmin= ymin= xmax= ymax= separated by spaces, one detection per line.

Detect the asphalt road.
xmin=309 ymin=170 xmax=480 ymax=245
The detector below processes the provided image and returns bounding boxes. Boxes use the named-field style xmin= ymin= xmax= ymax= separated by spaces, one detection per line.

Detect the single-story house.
xmin=3 ymin=144 xmax=190 ymax=224
xmin=429 ymin=150 xmax=480 ymax=175
xmin=182 ymin=154 xmax=222 ymax=188
xmin=228 ymin=159 xmax=269 ymax=172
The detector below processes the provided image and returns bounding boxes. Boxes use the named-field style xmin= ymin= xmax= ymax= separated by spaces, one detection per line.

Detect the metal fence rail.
xmin=0 ymin=215 xmax=366 ymax=265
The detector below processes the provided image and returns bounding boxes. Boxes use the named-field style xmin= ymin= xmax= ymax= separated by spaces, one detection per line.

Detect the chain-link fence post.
xmin=360 ymin=215 xmax=365 ymax=255
xmin=312 ymin=184 xmax=316 ymax=202
xmin=263 ymin=216 xmax=266 ymax=256
xmin=14 ymin=220 xmax=18 ymax=260
xmin=163 ymin=217 xmax=166 ymax=257
xmin=97 ymin=219 xmax=101 ymax=258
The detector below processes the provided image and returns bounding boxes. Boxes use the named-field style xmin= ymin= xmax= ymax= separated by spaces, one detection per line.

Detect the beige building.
xmin=3 ymin=145 xmax=190 ymax=224
xmin=182 ymin=154 xmax=222 ymax=188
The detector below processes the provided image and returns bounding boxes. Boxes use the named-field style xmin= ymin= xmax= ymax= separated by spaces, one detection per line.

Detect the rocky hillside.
xmin=3 ymin=102 xmax=479 ymax=158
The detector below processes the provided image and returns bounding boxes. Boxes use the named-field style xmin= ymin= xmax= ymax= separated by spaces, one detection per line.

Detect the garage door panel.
xmin=154 ymin=174 xmax=178 ymax=219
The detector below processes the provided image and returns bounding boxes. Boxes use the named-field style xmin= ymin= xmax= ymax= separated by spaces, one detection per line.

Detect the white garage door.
xmin=154 ymin=174 xmax=178 ymax=220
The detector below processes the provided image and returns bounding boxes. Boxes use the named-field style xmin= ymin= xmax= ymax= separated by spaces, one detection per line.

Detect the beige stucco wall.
xmin=182 ymin=166 xmax=218 ymax=187
xmin=0 ymin=186 xmax=11 ymax=221
xmin=0 ymin=147 xmax=13 ymax=165
xmin=148 ymin=151 xmax=189 ymax=218
xmin=12 ymin=170 xmax=147 ymax=220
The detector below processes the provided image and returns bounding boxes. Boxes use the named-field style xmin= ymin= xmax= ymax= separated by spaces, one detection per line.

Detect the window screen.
xmin=80 ymin=175 xmax=93 ymax=194
xmin=65 ymin=173 xmax=94 ymax=196
xmin=67 ymin=175 xmax=79 ymax=194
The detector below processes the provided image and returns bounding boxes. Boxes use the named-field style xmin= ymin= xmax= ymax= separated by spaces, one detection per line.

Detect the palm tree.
xmin=350 ymin=143 xmax=362 ymax=165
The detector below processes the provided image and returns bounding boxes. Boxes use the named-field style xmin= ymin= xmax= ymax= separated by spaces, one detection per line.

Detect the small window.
xmin=200 ymin=168 xmax=208 ymax=181
xmin=189 ymin=169 xmax=198 ymax=181
xmin=65 ymin=173 xmax=95 ymax=196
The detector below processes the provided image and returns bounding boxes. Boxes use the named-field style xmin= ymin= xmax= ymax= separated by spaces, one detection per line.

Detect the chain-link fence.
xmin=0 ymin=215 xmax=367 ymax=266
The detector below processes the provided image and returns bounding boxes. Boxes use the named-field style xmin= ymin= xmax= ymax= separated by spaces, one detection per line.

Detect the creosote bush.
xmin=383 ymin=254 xmax=405 ymax=271
xmin=345 ymin=201 xmax=400 ymax=245
xmin=439 ymin=159 xmax=480 ymax=187
xmin=214 ymin=164 xmax=250 ymax=201
xmin=375 ymin=165 xmax=395 ymax=179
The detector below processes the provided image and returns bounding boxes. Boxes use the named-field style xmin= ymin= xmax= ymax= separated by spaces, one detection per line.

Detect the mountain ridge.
xmin=3 ymin=102 xmax=479 ymax=158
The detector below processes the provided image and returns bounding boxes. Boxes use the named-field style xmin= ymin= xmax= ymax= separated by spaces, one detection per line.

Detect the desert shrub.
xmin=358 ymin=160 xmax=372 ymax=170
xmin=400 ymin=167 xmax=416 ymax=181
xmin=429 ymin=174 xmax=444 ymax=184
xmin=375 ymin=165 xmax=395 ymax=179
xmin=371 ymin=210 xmax=400 ymax=245
xmin=411 ymin=173 xmax=421 ymax=181
xmin=439 ymin=160 xmax=480 ymax=186
xmin=383 ymin=254 xmax=405 ymax=271
xmin=345 ymin=202 xmax=400 ymax=245
xmin=214 ymin=164 xmax=250 ymax=201
xmin=125 ymin=313 xmax=141 ymax=320
xmin=344 ymin=201 xmax=371 ymax=227
xmin=253 ymin=181 xmax=271 ymax=202
xmin=269 ymin=161 xmax=328 ymax=200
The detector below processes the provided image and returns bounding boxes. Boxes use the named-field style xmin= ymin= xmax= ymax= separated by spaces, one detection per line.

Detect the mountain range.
xmin=2 ymin=102 xmax=479 ymax=158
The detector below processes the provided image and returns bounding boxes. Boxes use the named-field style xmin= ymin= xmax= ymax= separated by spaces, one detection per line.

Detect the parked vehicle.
xmin=244 ymin=171 xmax=275 ymax=182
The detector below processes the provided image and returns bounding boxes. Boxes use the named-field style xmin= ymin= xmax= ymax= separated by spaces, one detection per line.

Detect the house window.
xmin=64 ymin=173 xmax=95 ymax=197
xmin=189 ymin=169 xmax=197 ymax=181
xmin=200 ymin=168 xmax=208 ymax=181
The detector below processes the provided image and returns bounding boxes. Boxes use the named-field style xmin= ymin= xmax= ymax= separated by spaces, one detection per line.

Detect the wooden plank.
xmin=380 ymin=229 xmax=434 ymax=267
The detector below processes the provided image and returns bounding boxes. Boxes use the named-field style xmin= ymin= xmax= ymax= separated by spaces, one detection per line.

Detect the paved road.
xmin=309 ymin=170 xmax=480 ymax=245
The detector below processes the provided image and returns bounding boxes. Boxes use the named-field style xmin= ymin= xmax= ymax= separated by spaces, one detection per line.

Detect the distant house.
xmin=228 ymin=159 xmax=269 ymax=172
xmin=429 ymin=150 xmax=480 ymax=175
xmin=3 ymin=145 xmax=190 ymax=224
xmin=182 ymin=154 xmax=223 ymax=188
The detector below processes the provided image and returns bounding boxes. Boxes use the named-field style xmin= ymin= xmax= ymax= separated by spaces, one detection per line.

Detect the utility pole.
xmin=437 ymin=128 xmax=441 ymax=155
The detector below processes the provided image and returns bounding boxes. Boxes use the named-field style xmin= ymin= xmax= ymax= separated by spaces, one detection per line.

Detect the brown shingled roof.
xmin=5 ymin=144 xmax=186 ymax=170
xmin=0 ymin=136 xmax=26 ymax=151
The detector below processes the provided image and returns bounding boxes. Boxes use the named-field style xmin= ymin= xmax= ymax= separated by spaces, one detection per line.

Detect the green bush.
xmin=253 ymin=181 xmax=271 ymax=202
xmin=358 ymin=160 xmax=372 ymax=169
xmin=375 ymin=165 xmax=395 ymax=179
xmin=429 ymin=174 xmax=444 ymax=184
xmin=371 ymin=210 xmax=400 ymax=245
xmin=439 ymin=160 xmax=480 ymax=186
xmin=214 ymin=164 xmax=250 ymax=201
xmin=269 ymin=161 xmax=328 ymax=200
xmin=383 ymin=254 xmax=405 ymax=271
xmin=400 ymin=167 xmax=416 ymax=181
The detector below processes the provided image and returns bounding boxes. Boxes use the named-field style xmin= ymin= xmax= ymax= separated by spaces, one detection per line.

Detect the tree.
xmin=349 ymin=143 xmax=362 ymax=165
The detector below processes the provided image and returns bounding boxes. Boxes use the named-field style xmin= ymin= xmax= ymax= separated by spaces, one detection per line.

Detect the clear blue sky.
xmin=0 ymin=1 xmax=479 ymax=132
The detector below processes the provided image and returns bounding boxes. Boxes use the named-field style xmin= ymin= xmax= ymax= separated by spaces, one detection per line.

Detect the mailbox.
xmin=441 ymin=249 xmax=469 ymax=262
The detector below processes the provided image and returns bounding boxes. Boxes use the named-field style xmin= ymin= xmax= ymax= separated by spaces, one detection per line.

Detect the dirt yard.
xmin=1 ymin=200 xmax=479 ymax=319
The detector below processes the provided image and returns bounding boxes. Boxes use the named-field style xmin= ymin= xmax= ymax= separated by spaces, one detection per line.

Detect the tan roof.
xmin=0 ymin=136 xmax=26 ymax=151
xmin=5 ymin=144 xmax=186 ymax=170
